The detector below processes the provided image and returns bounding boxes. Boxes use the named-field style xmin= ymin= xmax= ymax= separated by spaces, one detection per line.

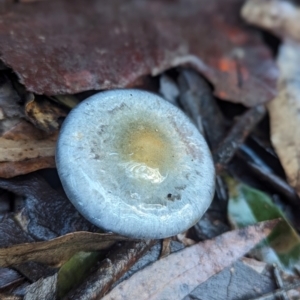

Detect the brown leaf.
xmin=0 ymin=232 xmax=128 ymax=268
xmin=242 ymin=0 xmax=300 ymax=196
xmin=0 ymin=0 xmax=277 ymax=106
xmin=25 ymin=96 xmax=67 ymax=133
xmin=267 ymin=43 xmax=300 ymax=195
xmin=0 ymin=77 xmax=57 ymax=177
xmin=102 ymin=220 xmax=279 ymax=300
xmin=0 ymin=157 xmax=55 ymax=178
xmin=0 ymin=136 xmax=56 ymax=162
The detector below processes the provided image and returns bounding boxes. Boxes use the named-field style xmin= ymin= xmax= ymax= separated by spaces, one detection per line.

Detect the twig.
xmin=213 ymin=104 xmax=266 ymax=172
xmin=273 ymin=264 xmax=289 ymax=300
xmin=245 ymin=160 xmax=300 ymax=207
xmin=248 ymin=281 xmax=300 ymax=300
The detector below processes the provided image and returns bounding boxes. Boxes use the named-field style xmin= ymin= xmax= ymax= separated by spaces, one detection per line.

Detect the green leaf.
xmin=57 ymin=251 xmax=104 ymax=299
xmin=227 ymin=177 xmax=300 ymax=273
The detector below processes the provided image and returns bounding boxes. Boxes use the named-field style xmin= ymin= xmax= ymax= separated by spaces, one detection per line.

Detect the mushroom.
xmin=56 ymin=89 xmax=215 ymax=239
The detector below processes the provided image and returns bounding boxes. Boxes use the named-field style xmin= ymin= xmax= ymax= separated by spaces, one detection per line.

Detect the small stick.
xmin=245 ymin=160 xmax=300 ymax=207
xmin=248 ymin=281 xmax=300 ymax=300
xmin=214 ymin=104 xmax=266 ymax=172
xmin=272 ymin=264 xmax=289 ymax=300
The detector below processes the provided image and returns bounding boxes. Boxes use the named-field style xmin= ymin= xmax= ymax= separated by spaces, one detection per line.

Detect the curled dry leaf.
xmin=242 ymin=0 xmax=300 ymax=196
xmin=242 ymin=0 xmax=300 ymax=42
xmin=0 ymin=232 xmax=128 ymax=268
xmin=0 ymin=0 xmax=277 ymax=106
xmin=103 ymin=220 xmax=278 ymax=300
xmin=0 ymin=77 xmax=56 ymax=178
xmin=25 ymin=96 xmax=67 ymax=133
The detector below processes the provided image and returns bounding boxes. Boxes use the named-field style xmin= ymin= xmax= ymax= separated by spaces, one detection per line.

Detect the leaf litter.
xmin=102 ymin=221 xmax=278 ymax=300
xmin=0 ymin=0 xmax=277 ymax=106
xmin=0 ymin=0 xmax=300 ymax=299
xmin=0 ymin=76 xmax=56 ymax=178
xmin=0 ymin=232 xmax=128 ymax=268
xmin=242 ymin=0 xmax=300 ymax=198
xmin=227 ymin=177 xmax=300 ymax=274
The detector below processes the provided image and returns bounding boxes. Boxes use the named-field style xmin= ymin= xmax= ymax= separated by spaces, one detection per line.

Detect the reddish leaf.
xmin=0 ymin=0 xmax=277 ymax=106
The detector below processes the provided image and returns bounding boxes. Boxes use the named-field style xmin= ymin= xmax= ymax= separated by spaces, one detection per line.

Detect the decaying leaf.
xmin=187 ymin=258 xmax=277 ymax=300
xmin=0 ymin=135 xmax=56 ymax=163
xmin=0 ymin=77 xmax=57 ymax=177
xmin=0 ymin=174 xmax=97 ymax=240
xmin=65 ymin=240 xmax=158 ymax=299
xmin=242 ymin=0 xmax=300 ymax=196
xmin=242 ymin=0 xmax=300 ymax=42
xmin=102 ymin=220 xmax=278 ymax=300
xmin=227 ymin=178 xmax=300 ymax=273
xmin=0 ymin=157 xmax=56 ymax=178
xmin=0 ymin=268 xmax=24 ymax=291
xmin=25 ymin=96 xmax=67 ymax=133
xmin=0 ymin=232 xmax=128 ymax=268
xmin=57 ymin=251 xmax=103 ymax=299
xmin=0 ymin=215 xmax=34 ymax=248
xmin=0 ymin=0 xmax=277 ymax=106
xmin=24 ymin=273 xmax=57 ymax=300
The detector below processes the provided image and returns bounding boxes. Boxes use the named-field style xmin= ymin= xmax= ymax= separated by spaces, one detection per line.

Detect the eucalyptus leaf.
xmin=57 ymin=251 xmax=103 ymax=299
xmin=227 ymin=177 xmax=300 ymax=273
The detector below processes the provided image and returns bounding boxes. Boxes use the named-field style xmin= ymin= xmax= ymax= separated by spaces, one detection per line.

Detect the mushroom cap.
xmin=56 ymin=89 xmax=215 ymax=239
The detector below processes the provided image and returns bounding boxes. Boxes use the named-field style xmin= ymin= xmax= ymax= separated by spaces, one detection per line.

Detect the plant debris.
xmin=102 ymin=221 xmax=278 ymax=300
xmin=0 ymin=232 xmax=128 ymax=268
xmin=0 ymin=0 xmax=277 ymax=106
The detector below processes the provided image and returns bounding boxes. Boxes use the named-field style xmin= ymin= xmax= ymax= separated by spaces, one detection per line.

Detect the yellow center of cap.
xmin=117 ymin=122 xmax=175 ymax=183
xmin=128 ymin=128 xmax=165 ymax=169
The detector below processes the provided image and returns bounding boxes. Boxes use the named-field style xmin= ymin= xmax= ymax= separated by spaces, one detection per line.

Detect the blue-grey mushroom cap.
xmin=56 ymin=89 xmax=215 ymax=239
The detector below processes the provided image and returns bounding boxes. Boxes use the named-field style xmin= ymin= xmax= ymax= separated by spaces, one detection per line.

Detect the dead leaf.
xmin=0 ymin=215 xmax=34 ymax=248
xmin=242 ymin=0 xmax=300 ymax=196
xmin=0 ymin=157 xmax=55 ymax=178
xmin=0 ymin=0 xmax=277 ymax=106
xmin=24 ymin=273 xmax=57 ymax=300
xmin=0 ymin=135 xmax=56 ymax=162
xmin=0 ymin=174 xmax=97 ymax=240
xmin=242 ymin=0 xmax=300 ymax=42
xmin=102 ymin=220 xmax=278 ymax=300
xmin=0 ymin=268 xmax=24 ymax=290
xmin=0 ymin=77 xmax=57 ymax=177
xmin=0 ymin=232 xmax=128 ymax=268
xmin=25 ymin=96 xmax=67 ymax=133
xmin=187 ymin=258 xmax=276 ymax=300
